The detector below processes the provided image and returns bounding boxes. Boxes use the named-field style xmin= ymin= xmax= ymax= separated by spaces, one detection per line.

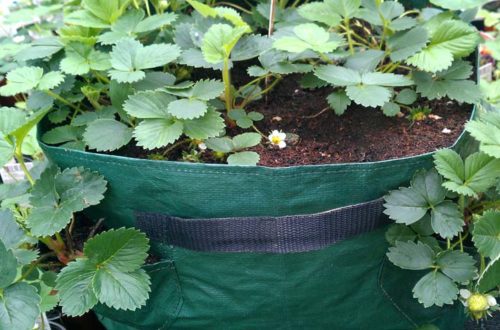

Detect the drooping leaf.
xmin=473 ymin=211 xmax=500 ymax=259
xmin=201 ymin=24 xmax=249 ymax=64
xmin=345 ymin=84 xmax=392 ymax=108
xmin=227 ymin=151 xmax=260 ymax=166
xmin=0 ymin=240 xmax=17 ymax=289
xmin=232 ymin=133 xmax=262 ymax=150
xmin=385 ymin=224 xmax=417 ymax=245
xmin=466 ymin=112 xmax=500 ymax=158
xmin=27 ymin=167 xmax=107 ymax=236
xmin=314 ymin=65 xmax=362 ymax=86
xmin=412 ymin=271 xmax=458 ymax=307
xmin=477 ymin=254 xmax=500 ymax=293
xmin=14 ymin=37 xmax=63 ymax=61
xmin=327 ymin=91 xmax=351 ymax=115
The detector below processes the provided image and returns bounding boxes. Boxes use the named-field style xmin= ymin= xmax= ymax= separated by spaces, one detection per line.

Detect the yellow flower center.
xmin=468 ymin=294 xmax=489 ymax=312
xmin=271 ymin=136 xmax=282 ymax=144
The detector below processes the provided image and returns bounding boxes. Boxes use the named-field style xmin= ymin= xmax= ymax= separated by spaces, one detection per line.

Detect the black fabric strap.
xmin=136 ymin=198 xmax=388 ymax=253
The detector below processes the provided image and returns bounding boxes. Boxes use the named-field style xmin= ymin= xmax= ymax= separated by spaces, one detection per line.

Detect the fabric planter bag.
xmin=39 ymin=107 xmax=476 ymax=329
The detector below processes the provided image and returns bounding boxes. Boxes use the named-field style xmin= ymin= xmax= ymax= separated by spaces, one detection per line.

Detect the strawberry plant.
xmin=383 ymin=106 xmax=500 ymax=321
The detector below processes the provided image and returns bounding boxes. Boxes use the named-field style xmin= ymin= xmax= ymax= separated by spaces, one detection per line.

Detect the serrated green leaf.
xmin=0 ymin=107 xmax=25 ymax=134
xmin=84 ymin=119 xmax=132 ymax=152
xmin=109 ymin=38 xmax=180 ymax=83
xmin=385 ymin=224 xmax=417 ymax=245
xmin=201 ymin=24 xmax=248 ymax=64
xmin=190 ymin=79 xmax=225 ymax=101
xmin=38 ymin=281 xmax=59 ymax=313
xmin=187 ymin=0 xmax=249 ymax=28
xmin=232 ymin=133 xmax=261 ymax=150
xmin=315 ymin=65 xmax=361 ymax=86
xmin=60 ymin=43 xmax=111 ymax=75
xmin=0 ymin=283 xmax=40 ymax=330
xmin=38 ymin=71 xmax=65 ymax=91
xmin=0 ymin=67 xmax=43 ymax=96
xmin=42 ymin=125 xmax=85 ymax=146
xmin=395 ymin=89 xmax=417 ymax=105
xmin=183 ymin=110 xmax=225 ymax=140
xmin=429 ymin=0 xmax=488 ymax=10
xmin=297 ymin=2 xmax=342 ymax=26
xmin=10 ymin=107 xmax=51 ymax=152
xmin=133 ymin=119 xmax=183 ymax=149
xmin=345 ymin=50 xmax=385 ymax=73
xmin=14 ymin=37 xmax=63 ymax=62
xmin=407 ymin=20 xmax=479 ymax=72
xmin=0 ymin=140 xmax=14 ymax=168
xmin=167 ymin=99 xmax=207 ymax=120
xmin=227 ymin=151 xmax=260 ymax=166
xmin=434 ymin=149 xmax=465 ymax=184
xmin=327 ymin=91 xmax=351 ymax=115
xmin=466 ymin=112 xmax=500 ymax=158
xmin=413 ymin=271 xmax=458 ymax=307
xmin=346 ymin=85 xmax=391 ymax=107
xmin=0 ymin=240 xmax=17 ymax=289
xmin=124 ymin=91 xmax=175 ymax=119
xmin=384 ymin=186 xmax=429 ymax=225
xmin=361 ymin=72 xmax=413 ymax=87
xmin=436 ymin=250 xmax=476 ymax=282
xmin=327 ymin=0 xmax=361 ymax=18
xmin=133 ymin=72 xmax=176 ymax=91
xmin=387 ymin=241 xmax=435 ymax=270
xmin=431 ymin=201 xmax=463 ymax=239
xmin=27 ymin=167 xmax=107 ymax=236
xmin=477 ymin=254 xmax=500 ymax=293
xmin=388 ymin=27 xmax=429 ymax=62
xmin=0 ymin=210 xmax=26 ymax=250
xmin=83 ymin=0 xmax=126 ymax=24
xmin=56 ymin=258 xmax=99 ymax=316
xmin=93 ymin=268 xmax=150 ymax=311
xmin=273 ymin=23 xmax=341 ymax=53
xmin=412 ymin=168 xmax=447 ymax=206
xmin=473 ymin=211 xmax=500 ymax=259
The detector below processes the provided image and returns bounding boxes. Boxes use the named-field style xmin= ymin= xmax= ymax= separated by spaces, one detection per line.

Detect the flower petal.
xmin=460 ymin=289 xmax=471 ymax=299
xmin=487 ymin=295 xmax=497 ymax=307
xmin=278 ymin=141 xmax=286 ymax=149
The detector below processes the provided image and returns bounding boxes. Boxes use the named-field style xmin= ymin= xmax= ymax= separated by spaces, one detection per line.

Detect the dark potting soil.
xmin=116 ymin=73 xmax=471 ymax=167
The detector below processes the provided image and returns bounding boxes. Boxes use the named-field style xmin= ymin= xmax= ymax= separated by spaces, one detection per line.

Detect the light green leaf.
xmin=0 ymin=240 xmax=17 ymax=289
xmin=384 ymin=186 xmax=430 ymax=225
xmin=133 ymin=119 xmax=183 ymax=149
xmin=327 ymin=91 xmax=351 ymax=115
xmin=477 ymin=254 xmax=500 ymax=293
xmin=361 ymin=72 xmax=413 ymax=87
xmin=0 ymin=140 xmax=14 ymax=168
xmin=407 ymin=20 xmax=479 ymax=72
xmin=0 ymin=107 xmax=25 ymax=134
xmin=466 ymin=112 xmax=500 ymax=158
xmin=83 ymin=0 xmax=126 ymax=24
xmin=60 ymin=43 xmax=111 ymax=75
xmin=387 ymin=241 xmax=435 ymax=270
xmin=273 ymin=23 xmax=341 ymax=53
xmin=190 ymin=79 xmax=225 ymax=101
xmin=434 ymin=149 xmax=465 ymax=184
xmin=110 ymin=38 xmax=181 ymax=83
xmin=42 ymin=125 xmax=85 ymax=147
xmin=473 ymin=211 xmax=500 ymax=259
xmin=134 ymin=12 xmax=177 ymax=33
xmin=0 ymin=210 xmax=27 ymax=250
xmin=183 ymin=110 xmax=225 ymax=140
xmin=232 ymin=133 xmax=261 ymax=150
xmin=168 ymin=99 xmax=207 ymax=120
xmin=201 ymin=24 xmax=248 ymax=64
xmin=345 ymin=50 xmax=385 ymax=73
xmin=84 ymin=119 xmax=132 ymax=152
xmin=436 ymin=250 xmax=476 ymax=282
xmin=205 ymin=137 xmax=234 ymax=153
xmin=346 ymin=85 xmax=391 ymax=108
xmin=124 ymin=91 xmax=175 ymax=119
xmin=413 ymin=271 xmax=458 ymax=307
xmin=0 ymin=67 xmax=43 ymax=96
xmin=429 ymin=0 xmax=489 ymax=10
xmin=0 ymin=283 xmax=40 ymax=330
xmin=10 ymin=108 xmax=52 ymax=151
xmin=431 ymin=201 xmax=464 ymax=239
xmin=27 ymin=167 xmax=107 ymax=236
xmin=412 ymin=168 xmax=447 ymax=206
xmin=38 ymin=71 xmax=65 ymax=91
xmin=382 ymin=102 xmax=401 ymax=116
xmin=327 ymin=0 xmax=361 ymax=18
xmin=314 ymin=65 xmax=361 ymax=86
xmin=14 ymin=37 xmax=63 ymax=61
xmin=65 ymin=10 xmax=110 ymax=28
xmin=227 ymin=151 xmax=260 ymax=166
xmin=297 ymin=2 xmax=342 ymax=26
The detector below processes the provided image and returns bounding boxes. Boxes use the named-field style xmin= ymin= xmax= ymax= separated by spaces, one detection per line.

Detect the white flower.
xmin=442 ymin=128 xmax=452 ymax=134
xmin=268 ymin=130 xmax=287 ymax=149
xmin=198 ymin=142 xmax=207 ymax=151
xmin=460 ymin=289 xmax=472 ymax=300
xmin=486 ymin=295 xmax=497 ymax=307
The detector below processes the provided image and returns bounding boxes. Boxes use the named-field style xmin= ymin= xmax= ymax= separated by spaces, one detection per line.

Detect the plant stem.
xmin=45 ymin=90 xmax=79 ymax=111
xmin=222 ymin=57 xmax=233 ymax=113
xmin=143 ymin=0 xmax=151 ymax=16
xmin=162 ymin=139 xmax=190 ymax=157
xmin=217 ymin=2 xmax=252 ymax=14
xmin=480 ymin=255 xmax=486 ymax=274
xmin=14 ymin=149 xmax=34 ymax=186
xmin=343 ymin=18 xmax=355 ymax=54
xmin=92 ymin=70 xmax=110 ymax=84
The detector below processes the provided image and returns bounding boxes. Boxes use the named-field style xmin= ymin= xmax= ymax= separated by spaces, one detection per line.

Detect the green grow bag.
xmin=39 ymin=105 xmax=476 ymax=329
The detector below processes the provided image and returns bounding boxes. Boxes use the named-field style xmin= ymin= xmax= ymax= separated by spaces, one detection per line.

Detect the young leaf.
xmin=382 ymin=102 xmax=401 ymax=117
xmin=327 ymin=91 xmax=351 ymax=115
xmin=27 ymin=167 xmax=107 ymax=236
xmin=201 ymin=24 xmax=249 ymax=64
xmin=0 ymin=283 xmax=40 ymax=330
xmin=472 ymin=211 xmax=500 ymax=259
xmin=387 ymin=241 xmax=435 ymax=270
xmin=227 ymin=151 xmax=260 ymax=166
xmin=297 ymin=2 xmax=342 ymax=27
xmin=133 ymin=119 xmax=184 ymax=149
xmin=109 ymin=38 xmax=181 ymax=83
xmin=395 ymin=89 xmax=417 ymax=105
xmin=407 ymin=20 xmax=480 ymax=72
xmin=327 ymin=0 xmax=361 ymax=18
xmin=84 ymin=119 xmax=133 ymax=152
xmin=436 ymin=250 xmax=476 ymax=282
xmin=232 ymin=133 xmax=261 ymax=150
xmin=346 ymin=85 xmax=392 ymax=108
xmin=412 ymin=271 xmax=458 ymax=307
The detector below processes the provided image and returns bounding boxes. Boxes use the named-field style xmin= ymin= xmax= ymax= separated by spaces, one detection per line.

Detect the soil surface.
xmin=116 ymin=73 xmax=471 ymax=167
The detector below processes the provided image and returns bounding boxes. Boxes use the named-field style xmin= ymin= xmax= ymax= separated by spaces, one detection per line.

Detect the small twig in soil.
xmin=88 ymin=218 xmax=105 ymax=239
xmin=302 ymin=107 xmax=330 ymax=119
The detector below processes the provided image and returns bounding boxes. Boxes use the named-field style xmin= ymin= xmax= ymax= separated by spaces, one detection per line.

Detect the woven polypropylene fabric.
xmin=136 ymin=198 xmax=387 ymax=253
xmin=465 ymin=314 xmax=500 ymax=330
